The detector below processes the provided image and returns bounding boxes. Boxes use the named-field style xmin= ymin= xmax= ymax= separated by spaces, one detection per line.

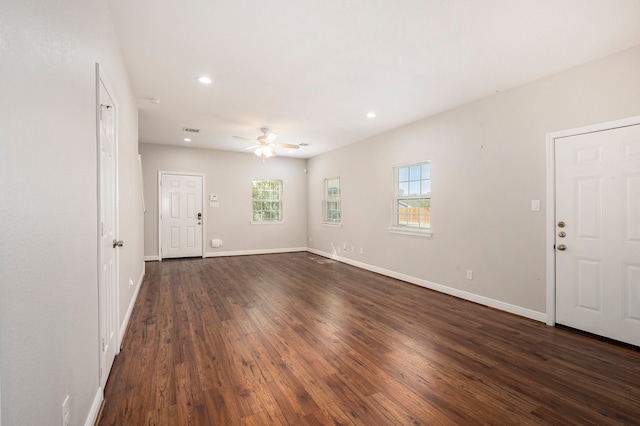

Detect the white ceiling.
xmin=107 ymin=0 xmax=640 ymax=159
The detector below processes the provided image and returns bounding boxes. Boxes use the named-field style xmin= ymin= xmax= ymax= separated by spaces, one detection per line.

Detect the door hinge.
xmin=101 ymin=338 xmax=106 ymax=351
xmin=99 ymin=367 xmax=103 ymax=379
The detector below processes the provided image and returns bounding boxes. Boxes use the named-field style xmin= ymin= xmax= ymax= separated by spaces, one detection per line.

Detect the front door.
xmin=555 ymin=123 xmax=640 ymax=347
xmin=160 ymin=173 xmax=204 ymax=259
xmin=97 ymin=66 xmax=119 ymax=387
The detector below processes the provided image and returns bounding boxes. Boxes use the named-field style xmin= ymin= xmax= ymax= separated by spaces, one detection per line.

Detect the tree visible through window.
xmin=252 ymin=179 xmax=282 ymax=222
xmin=394 ymin=161 xmax=430 ymax=230
xmin=324 ymin=177 xmax=341 ymax=223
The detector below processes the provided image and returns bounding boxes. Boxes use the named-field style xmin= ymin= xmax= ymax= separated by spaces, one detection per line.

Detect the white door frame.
xmin=157 ymin=171 xmax=206 ymax=260
xmin=96 ymin=63 xmax=120 ymax=387
xmin=545 ymin=115 xmax=640 ymax=326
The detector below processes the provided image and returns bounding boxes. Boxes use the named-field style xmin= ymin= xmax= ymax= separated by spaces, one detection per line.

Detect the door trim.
xmin=96 ymin=63 xmax=120 ymax=388
xmin=545 ymin=115 xmax=640 ymax=326
xmin=157 ymin=171 xmax=206 ymax=261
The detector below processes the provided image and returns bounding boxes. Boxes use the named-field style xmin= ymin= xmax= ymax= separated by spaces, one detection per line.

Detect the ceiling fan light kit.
xmin=233 ymin=127 xmax=300 ymax=159
xmin=254 ymin=146 xmax=275 ymax=158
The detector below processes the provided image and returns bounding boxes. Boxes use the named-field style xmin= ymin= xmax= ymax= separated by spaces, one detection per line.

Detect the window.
xmin=252 ymin=179 xmax=282 ymax=222
xmin=323 ymin=177 xmax=341 ymax=224
xmin=392 ymin=161 xmax=430 ymax=232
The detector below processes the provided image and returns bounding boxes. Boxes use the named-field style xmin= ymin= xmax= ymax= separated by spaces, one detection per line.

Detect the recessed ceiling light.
xmin=198 ymin=76 xmax=213 ymax=85
xmin=366 ymin=112 xmax=377 ymax=118
xmin=183 ymin=138 xmax=191 ymax=143
xmin=148 ymin=97 xmax=160 ymax=104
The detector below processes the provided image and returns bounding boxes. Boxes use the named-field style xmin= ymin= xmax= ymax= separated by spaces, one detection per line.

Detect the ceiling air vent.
xmin=182 ymin=127 xmax=200 ymax=133
xmin=299 ymin=143 xmax=310 ymax=146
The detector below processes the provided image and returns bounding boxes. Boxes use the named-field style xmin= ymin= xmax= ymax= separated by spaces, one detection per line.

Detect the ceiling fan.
xmin=233 ymin=127 xmax=299 ymax=158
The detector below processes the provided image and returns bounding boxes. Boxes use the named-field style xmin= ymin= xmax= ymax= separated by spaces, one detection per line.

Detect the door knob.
xmin=557 ymin=221 xmax=566 ymax=228
xmin=557 ymin=244 xmax=566 ymax=251
xmin=558 ymin=231 xmax=566 ymax=238
xmin=113 ymin=239 xmax=124 ymax=248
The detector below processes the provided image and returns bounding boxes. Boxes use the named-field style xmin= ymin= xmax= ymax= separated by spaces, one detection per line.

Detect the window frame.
xmin=323 ymin=177 xmax=341 ymax=225
xmin=251 ymin=179 xmax=283 ymax=224
xmin=390 ymin=161 xmax=432 ymax=236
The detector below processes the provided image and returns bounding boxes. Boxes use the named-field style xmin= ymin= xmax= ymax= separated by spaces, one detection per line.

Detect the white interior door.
xmin=160 ymin=173 xmax=203 ymax=259
xmin=555 ymin=124 xmax=640 ymax=347
xmin=97 ymin=66 xmax=119 ymax=387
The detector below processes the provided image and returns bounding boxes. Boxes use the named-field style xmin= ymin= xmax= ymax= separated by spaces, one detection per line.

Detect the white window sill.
xmin=388 ymin=227 xmax=433 ymax=237
xmin=322 ymin=222 xmax=342 ymax=228
xmin=250 ymin=221 xmax=284 ymax=225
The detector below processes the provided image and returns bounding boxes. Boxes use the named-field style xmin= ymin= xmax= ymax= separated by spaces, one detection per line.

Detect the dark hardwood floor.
xmin=97 ymin=252 xmax=640 ymax=425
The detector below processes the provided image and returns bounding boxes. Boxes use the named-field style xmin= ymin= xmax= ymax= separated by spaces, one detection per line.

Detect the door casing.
xmin=545 ymin=115 xmax=640 ymax=326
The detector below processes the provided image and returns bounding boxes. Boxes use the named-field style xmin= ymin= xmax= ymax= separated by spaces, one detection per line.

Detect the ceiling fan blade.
xmin=232 ymin=135 xmax=253 ymax=141
xmin=265 ymin=132 xmax=278 ymax=143
xmin=272 ymin=143 xmax=299 ymax=149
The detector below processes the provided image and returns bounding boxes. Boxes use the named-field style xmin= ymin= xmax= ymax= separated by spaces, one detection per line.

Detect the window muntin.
xmin=324 ymin=177 xmax=341 ymax=223
xmin=252 ymin=179 xmax=282 ymax=222
xmin=393 ymin=162 xmax=430 ymax=230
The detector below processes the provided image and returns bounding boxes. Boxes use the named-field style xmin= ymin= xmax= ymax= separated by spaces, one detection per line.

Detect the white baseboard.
xmin=205 ymin=247 xmax=307 ymax=258
xmin=146 ymin=248 xmax=307 ymax=261
xmin=119 ymin=263 xmax=144 ymax=348
xmin=84 ymin=387 xmax=103 ymax=426
xmin=307 ymin=248 xmax=546 ymax=323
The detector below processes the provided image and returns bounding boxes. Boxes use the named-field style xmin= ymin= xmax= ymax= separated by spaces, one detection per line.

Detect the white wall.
xmin=308 ymin=45 xmax=640 ymax=318
xmin=0 ymin=0 xmax=143 ymax=424
xmin=140 ymin=143 xmax=308 ymax=257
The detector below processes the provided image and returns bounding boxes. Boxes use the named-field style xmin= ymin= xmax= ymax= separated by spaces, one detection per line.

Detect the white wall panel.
xmin=0 ymin=0 xmax=143 ymax=424
xmin=307 ymin=46 xmax=640 ymax=314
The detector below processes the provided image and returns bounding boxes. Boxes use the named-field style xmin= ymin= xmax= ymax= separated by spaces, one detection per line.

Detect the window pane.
xmin=252 ymin=179 xmax=282 ymax=221
xmin=421 ymin=163 xmax=430 ymax=178
xmin=393 ymin=162 xmax=431 ymax=230
xmin=409 ymin=181 xmax=420 ymax=196
xmin=409 ymin=165 xmax=421 ymax=180
xmin=324 ymin=177 xmax=341 ymax=223
xmin=397 ymin=201 xmax=408 ymax=225
xmin=398 ymin=181 xmax=408 ymax=196
xmin=398 ymin=167 xmax=409 ymax=182
xmin=421 ymin=179 xmax=431 ymax=196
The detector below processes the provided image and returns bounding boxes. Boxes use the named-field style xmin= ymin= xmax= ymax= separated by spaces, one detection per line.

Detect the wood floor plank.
xmin=97 ymin=253 xmax=640 ymax=425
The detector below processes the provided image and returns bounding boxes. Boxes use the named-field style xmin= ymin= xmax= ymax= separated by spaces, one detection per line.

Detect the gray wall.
xmin=307 ymin=45 xmax=640 ymax=317
xmin=140 ymin=144 xmax=308 ymax=257
xmin=0 ymin=0 xmax=144 ymax=424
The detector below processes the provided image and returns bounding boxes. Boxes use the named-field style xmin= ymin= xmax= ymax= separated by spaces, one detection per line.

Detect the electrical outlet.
xmin=61 ymin=395 xmax=70 ymax=426
xmin=359 ymin=248 xmax=364 ymax=255
xmin=351 ymin=246 xmax=355 ymax=252
xmin=466 ymin=270 xmax=473 ymax=280
xmin=343 ymin=243 xmax=347 ymax=250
